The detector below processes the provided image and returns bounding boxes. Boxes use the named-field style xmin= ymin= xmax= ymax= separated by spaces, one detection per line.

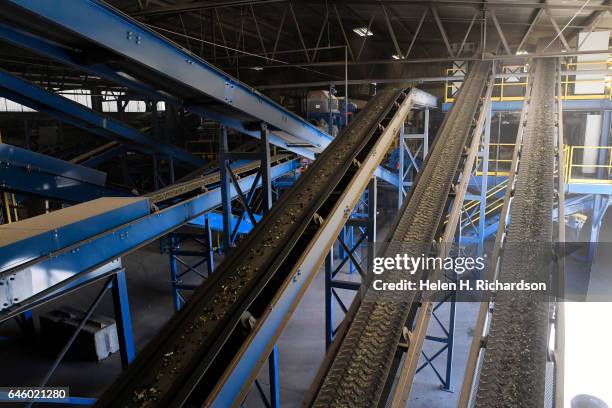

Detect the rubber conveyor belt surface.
xmin=474 ymin=59 xmax=555 ymax=407
xmin=95 ymin=86 xmax=405 ymax=408
xmin=311 ymin=61 xmax=491 ymax=408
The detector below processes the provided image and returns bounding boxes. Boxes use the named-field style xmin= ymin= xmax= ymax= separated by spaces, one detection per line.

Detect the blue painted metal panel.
xmin=0 ymin=143 xmax=106 ymax=185
xmin=0 ymin=143 xmax=130 ymax=202
xmin=191 ymin=211 xmax=261 ymax=235
xmin=444 ymin=99 xmax=612 ymax=112
xmin=79 ymin=145 xmax=127 ymax=168
xmin=374 ymin=165 xmax=399 ymax=186
xmin=0 ymin=160 xmax=297 ymax=317
xmin=0 ymin=197 xmax=149 ymax=273
xmin=6 ymin=0 xmax=332 ymax=150
xmin=0 ymin=69 xmax=204 ymax=166
xmin=112 ymin=269 xmax=136 ymax=366
xmin=566 ymin=183 xmax=612 ymax=194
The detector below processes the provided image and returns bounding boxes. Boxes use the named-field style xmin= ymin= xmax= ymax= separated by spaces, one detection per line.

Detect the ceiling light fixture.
xmin=353 ymin=27 xmax=373 ymax=37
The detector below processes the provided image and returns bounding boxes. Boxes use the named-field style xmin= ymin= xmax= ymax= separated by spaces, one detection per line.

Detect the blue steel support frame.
xmin=0 ymin=159 xmax=299 ymax=321
xmin=111 ymin=269 xmax=136 ymax=367
xmin=417 ymin=290 xmax=457 ymax=392
xmin=398 ymin=109 xmax=429 ymax=207
xmin=477 ymin=100 xmax=492 ymax=257
xmin=0 ymin=16 xmax=406 ymax=185
xmin=219 ymin=123 xmax=273 ymax=253
xmin=325 ymin=177 xmax=376 ymax=349
xmin=0 ymin=69 xmax=204 ymax=167
xmin=0 ymin=143 xmax=131 ymax=203
xmin=167 ymin=219 xmax=215 ymax=312
xmin=418 ymin=71 xmax=494 ymax=393
xmin=3 ymin=268 xmax=135 ymax=407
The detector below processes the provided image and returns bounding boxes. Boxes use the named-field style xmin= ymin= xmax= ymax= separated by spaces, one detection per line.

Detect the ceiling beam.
xmin=288 ymin=2 xmax=311 ymax=63
xmin=132 ymin=0 xmax=285 ymax=16
xmin=136 ymin=0 xmax=612 ymax=13
xmin=404 ymin=8 xmax=428 ymax=58
xmin=381 ymin=4 xmax=404 ymax=59
xmin=431 ymin=6 xmax=455 ymax=58
xmin=546 ymin=8 xmax=571 ymax=51
xmin=457 ymin=11 xmax=478 ymax=56
xmin=334 ymin=4 xmax=355 ymax=61
xmin=245 ymin=48 xmax=610 ymax=69
xmin=490 ymin=9 xmax=511 ymax=55
xmin=516 ymin=8 xmax=544 ymax=54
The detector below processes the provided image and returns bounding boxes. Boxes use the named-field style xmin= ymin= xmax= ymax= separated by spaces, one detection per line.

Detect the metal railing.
xmin=445 ymin=57 xmax=612 ymax=103
xmin=476 ymin=142 xmax=515 ymax=177
xmin=564 ymin=145 xmax=612 ymax=184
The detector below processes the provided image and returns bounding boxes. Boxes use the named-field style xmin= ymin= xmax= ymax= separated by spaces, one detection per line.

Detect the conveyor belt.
xmin=95 ymin=86 xmax=407 ymax=407
xmin=146 ymin=154 xmax=292 ymax=204
xmin=474 ymin=58 xmax=555 ymax=407
xmin=311 ymin=61 xmax=491 ymax=407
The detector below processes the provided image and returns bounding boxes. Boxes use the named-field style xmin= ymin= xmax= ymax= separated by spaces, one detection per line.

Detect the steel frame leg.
xmin=219 ymin=125 xmax=232 ymax=254
xmin=268 ymin=345 xmax=280 ymax=408
xmin=324 ymin=178 xmax=377 ymax=349
xmin=418 ymin=290 xmax=456 ymax=393
xmin=111 ymin=269 xmax=135 ymax=367
xmin=325 ymin=249 xmax=334 ymax=350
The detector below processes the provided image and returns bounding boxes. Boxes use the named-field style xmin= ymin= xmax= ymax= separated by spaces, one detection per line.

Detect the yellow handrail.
xmin=564 ymin=145 xmax=612 ymax=184
xmin=445 ymin=56 xmax=612 ymax=103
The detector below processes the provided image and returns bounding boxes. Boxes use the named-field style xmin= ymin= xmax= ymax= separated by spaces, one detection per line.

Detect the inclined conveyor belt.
xmin=95 ymin=86 xmax=408 ymax=407
xmin=474 ymin=58 xmax=556 ymax=407
xmin=310 ymin=61 xmax=491 ymax=407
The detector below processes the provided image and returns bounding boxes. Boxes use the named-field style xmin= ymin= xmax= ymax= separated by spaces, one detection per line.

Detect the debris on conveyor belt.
xmin=95 ymin=86 xmax=407 ymax=408
xmin=311 ymin=61 xmax=491 ymax=408
xmin=474 ymin=58 xmax=555 ymax=408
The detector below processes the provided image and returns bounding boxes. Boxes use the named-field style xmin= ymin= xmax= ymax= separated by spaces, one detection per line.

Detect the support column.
xmin=268 ymin=345 xmax=280 ymax=408
xmin=477 ymin=100 xmax=492 ymax=257
xmin=261 ymin=123 xmax=272 ymax=212
xmin=111 ymin=269 xmax=135 ymax=367
xmin=588 ymin=195 xmax=609 ymax=263
xmin=367 ymin=177 xmax=377 ymax=270
xmin=205 ymin=215 xmax=215 ymax=275
xmin=398 ymin=120 xmax=406 ymax=208
xmin=597 ymin=110 xmax=611 ymax=180
xmin=424 ymin=108 xmax=430 ymax=157
xmin=219 ymin=125 xmax=232 ymax=254
xmin=169 ymin=235 xmax=182 ymax=312
xmin=324 ymin=250 xmax=334 ymax=350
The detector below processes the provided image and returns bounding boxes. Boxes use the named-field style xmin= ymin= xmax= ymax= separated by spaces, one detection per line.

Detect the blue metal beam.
xmin=0 ymin=12 xmax=428 ymax=183
xmin=0 ymin=69 xmax=204 ymax=166
xmin=0 ymin=22 xmax=318 ymax=160
xmin=2 ymin=0 xmax=332 ymax=152
xmin=79 ymin=145 xmax=128 ymax=168
xmin=0 ymin=159 xmax=299 ymax=319
xmin=190 ymin=211 xmax=261 ymax=235
xmin=443 ymin=99 xmax=612 ymax=112
xmin=0 ymin=143 xmax=131 ymax=202
xmin=566 ymin=183 xmax=612 ymax=194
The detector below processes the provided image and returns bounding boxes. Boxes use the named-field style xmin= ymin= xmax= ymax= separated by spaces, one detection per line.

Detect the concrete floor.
xmin=1 ymin=206 xmax=610 ymax=407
